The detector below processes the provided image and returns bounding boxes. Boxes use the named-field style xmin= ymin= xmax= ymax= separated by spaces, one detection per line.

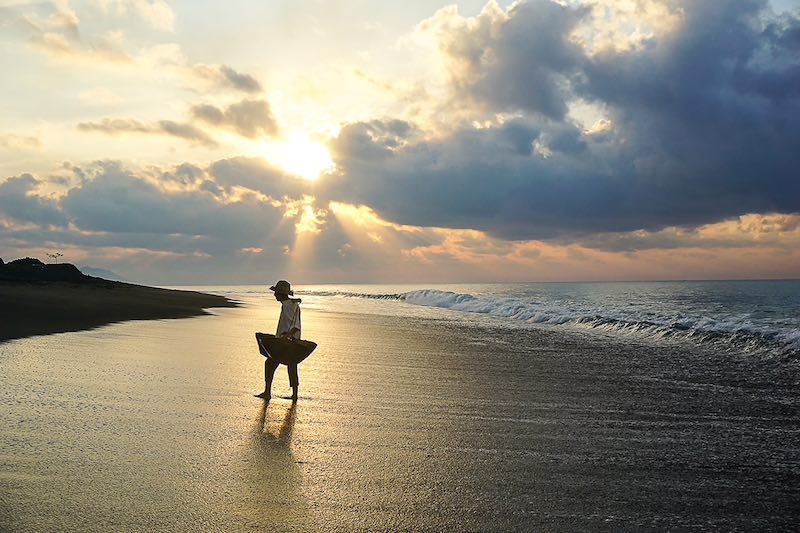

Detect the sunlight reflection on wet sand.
xmin=2 ymin=301 xmax=799 ymax=530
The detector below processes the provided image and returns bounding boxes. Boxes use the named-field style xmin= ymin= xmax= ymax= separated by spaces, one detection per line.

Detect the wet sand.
xmin=0 ymin=281 xmax=236 ymax=342
xmin=0 ymin=303 xmax=798 ymax=531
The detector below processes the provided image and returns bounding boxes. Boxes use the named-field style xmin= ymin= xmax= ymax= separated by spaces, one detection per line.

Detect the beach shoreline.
xmin=0 ymin=279 xmax=238 ymax=343
xmin=1 ymin=293 xmax=798 ymax=530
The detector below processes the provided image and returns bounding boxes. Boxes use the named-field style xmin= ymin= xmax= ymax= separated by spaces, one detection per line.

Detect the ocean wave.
xmin=301 ymin=290 xmax=404 ymax=300
xmin=302 ymin=288 xmax=800 ymax=359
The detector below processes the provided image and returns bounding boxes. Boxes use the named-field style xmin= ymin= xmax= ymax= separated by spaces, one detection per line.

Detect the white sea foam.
xmin=301 ymin=287 xmax=800 ymax=359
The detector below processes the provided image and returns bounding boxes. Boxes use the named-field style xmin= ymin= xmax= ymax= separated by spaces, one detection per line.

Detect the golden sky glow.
xmin=1 ymin=0 xmax=799 ymax=283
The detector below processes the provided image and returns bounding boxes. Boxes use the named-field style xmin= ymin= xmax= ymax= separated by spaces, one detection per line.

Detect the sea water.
xmin=193 ymin=280 xmax=800 ymax=362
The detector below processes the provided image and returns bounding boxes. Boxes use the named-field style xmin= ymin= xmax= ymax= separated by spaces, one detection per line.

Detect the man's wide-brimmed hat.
xmin=269 ymin=279 xmax=293 ymax=295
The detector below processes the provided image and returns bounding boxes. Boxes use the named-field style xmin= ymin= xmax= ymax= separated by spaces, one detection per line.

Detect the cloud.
xmin=574 ymin=214 xmax=800 ymax=252
xmin=2 ymin=158 xmax=799 ymax=283
xmin=0 ymin=133 xmax=41 ymax=150
xmin=574 ymin=0 xmax=684 ymax=55
xmin=5 ymin=1 xmax=136 ymax=64
xmin=2 ymin=0 xmax=183 ymax=77
xmin=191 ymin=99 xmax=279 ymax=138
xmin=0 ymin=174 xmax=68 ymax=227
xmin=58 ymin=162 xmax=287 ymax=239
xmin=0 ymin=160 xmax=494 ymax=283
xmin=130 ymin=0 xmax=174 ymax=31
xmin=0 ymin=161 xmax=303 ymax=284
xmin=208 ymin=157 xmax=309 ymax=197
xmin=0 ymin=159 xmax=310 ymax=252
xmin=12 ymin=0 xmax=81 ymax=40
xmin=191 ymin=64 xmax=264 ymax=93
xmin=93 ymin=0 xmax=175 ymax=31
xmin=418 ymin=0 xmax=584 ymax=119
xmin=323 ymin=117 xmax=599 ymax=239
xmin=77 ymin=118 xmax=217 ymax=146
xmin=156 ymin=120 xmax=216 ymax=146
xmin=4 ymin=1 xmax=264 ymax=101
xmin=322 ymin=0 xmax=800 ymax=241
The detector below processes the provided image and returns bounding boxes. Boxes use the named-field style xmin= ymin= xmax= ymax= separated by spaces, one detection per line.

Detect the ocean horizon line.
xmin=160 ymin=277 xmax=800 ymax=287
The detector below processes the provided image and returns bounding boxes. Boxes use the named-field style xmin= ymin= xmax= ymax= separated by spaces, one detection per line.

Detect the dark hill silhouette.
xmin=1 ymin=257 xmax=88 ymax=282
xmin=0 ymin=256 xmax=236 ymax=342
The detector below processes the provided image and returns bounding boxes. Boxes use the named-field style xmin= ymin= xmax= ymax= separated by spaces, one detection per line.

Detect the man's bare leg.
xmin=288 ymin=364 xmax=299 ymax=401
xmin=256 ymin=358 xmax=279 ymax=399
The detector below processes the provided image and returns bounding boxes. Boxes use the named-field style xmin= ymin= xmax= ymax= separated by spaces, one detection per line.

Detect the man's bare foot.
xmin=290 ymin=390 xmax=298 ymax=402
xmin=254 ymin=391 xmax=271 ymax=399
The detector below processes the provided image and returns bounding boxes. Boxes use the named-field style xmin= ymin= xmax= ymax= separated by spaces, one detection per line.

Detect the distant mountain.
xmin=79 ymin=266 xmax=129 ymax=282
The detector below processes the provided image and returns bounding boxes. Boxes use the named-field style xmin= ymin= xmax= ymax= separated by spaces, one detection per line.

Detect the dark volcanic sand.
xmin=0 ymin=304 xmax=798 ymax=531
xmin=0 ymin=280 xmax=236 ymax=342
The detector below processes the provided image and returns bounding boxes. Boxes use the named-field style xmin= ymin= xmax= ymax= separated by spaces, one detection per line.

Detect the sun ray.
xmin=285 ymin=196 xmax=326 ymax=279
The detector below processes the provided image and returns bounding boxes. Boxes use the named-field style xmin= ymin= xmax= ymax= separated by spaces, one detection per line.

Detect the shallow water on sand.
xmin=1 ymin=297 xmax=799 ymax=531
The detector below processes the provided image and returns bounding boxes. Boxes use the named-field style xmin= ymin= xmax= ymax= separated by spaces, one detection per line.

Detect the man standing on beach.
xmin=256 ymin=280 xmax=301 ymax=401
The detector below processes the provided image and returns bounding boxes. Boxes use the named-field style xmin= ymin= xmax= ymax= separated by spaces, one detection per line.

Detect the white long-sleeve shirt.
xmin=276 ymin=299 xmax=301 ymax=339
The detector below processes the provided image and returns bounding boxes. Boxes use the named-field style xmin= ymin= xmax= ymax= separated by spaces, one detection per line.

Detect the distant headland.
xmin=0 ymin=257 xmax=237 ymax=342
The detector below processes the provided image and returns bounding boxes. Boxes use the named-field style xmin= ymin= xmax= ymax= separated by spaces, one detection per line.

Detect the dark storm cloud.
xmin=0 ymin=160 xmax=350 ymax=270
xmin=191 ymin=99 xmax=279 ymax=138
xmin=77 ymin=118 xmax=217 ymax=146
xmin=574 ymin=230 xmax=744 ymax=253
xmin=59 ymin=162 xmax=285 ymax=239
xmin=0 ymin=174 xmax=67 ymax=227
xmin=157 ymin=163 xmax=207 ymax=187
xmin=449 ymin=0 xmax=584 ymax=119
xmin=0 ymin=160 xmax=293 ymax=258
xmin=323 ymin=0 xmax=800 ymax=240
xmin=0 ymin=160 xmax=448 ymax=282
xmin=0 ymin=158 xmax=311 ymax=244
xmin=2 ymin=224 xmax=223 ymax=256
xmin=322 ymin=117 xmax=614 ymax=239
xmin=209 ymin=157 xmax=309 ymax=197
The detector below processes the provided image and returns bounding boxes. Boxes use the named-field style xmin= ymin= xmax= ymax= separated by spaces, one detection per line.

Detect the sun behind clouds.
xmin=259 ymin=131 xmax=334 ymax=181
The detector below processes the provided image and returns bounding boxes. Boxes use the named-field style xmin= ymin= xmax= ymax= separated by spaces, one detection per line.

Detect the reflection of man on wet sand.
xmin=243 ymin=402 xmax=311 ymax=528
xmin=255 ymin=401 xmax=296 ymax=444
xmin=256 ymin=280 xmax=302 ymax=401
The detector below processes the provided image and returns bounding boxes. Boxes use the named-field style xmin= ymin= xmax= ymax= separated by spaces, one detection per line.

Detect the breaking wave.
xmin=302 ymin=288 xmax=800 ymax=359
